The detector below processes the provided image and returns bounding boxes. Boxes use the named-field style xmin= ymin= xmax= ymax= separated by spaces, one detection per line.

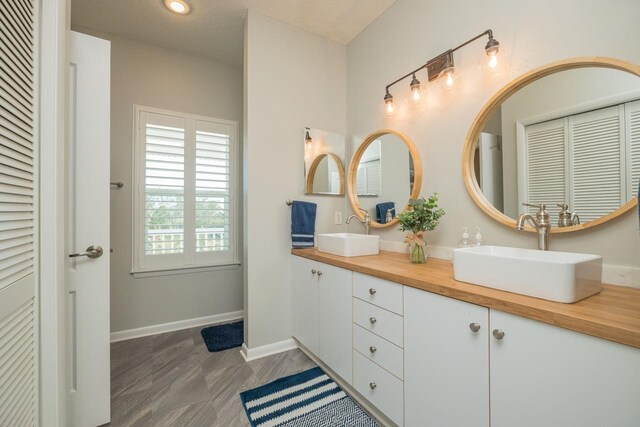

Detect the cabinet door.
xmin=318 ymin=263 xmax=353 ymax=383
xmin=491 ymin=310 xmax=640 ymax=427
xmin=404 ymin=287 xmax=489 ymax=427
xmin=292 ymin=257 xmax=318 ymax=354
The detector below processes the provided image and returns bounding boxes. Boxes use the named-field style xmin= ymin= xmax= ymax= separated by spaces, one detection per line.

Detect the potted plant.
xmin=397 ymin=194 xmax=445 ymax=263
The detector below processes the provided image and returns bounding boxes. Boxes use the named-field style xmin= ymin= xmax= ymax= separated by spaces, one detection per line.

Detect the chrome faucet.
xmin=346 ymin=208 xmax=371 ymax=235
xmin=516 ymin=203 xmax=551 ymax=250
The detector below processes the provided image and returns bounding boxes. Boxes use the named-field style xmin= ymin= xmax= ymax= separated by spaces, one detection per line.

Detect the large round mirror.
xmin=463 ymin=58 xmax=640 ymax=233
xmin=348 ymin=129 xmax=422 ymax=228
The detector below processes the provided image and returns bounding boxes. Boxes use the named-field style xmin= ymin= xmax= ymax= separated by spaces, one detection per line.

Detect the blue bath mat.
xmin=240 ymin=366 xmax=379 ymax=426
xmin=200 ymin=320 xmax=244 ymax=352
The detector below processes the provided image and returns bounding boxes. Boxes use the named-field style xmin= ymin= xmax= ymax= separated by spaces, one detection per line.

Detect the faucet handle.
xmin=523 ymin=202 xmax=546 ymax=211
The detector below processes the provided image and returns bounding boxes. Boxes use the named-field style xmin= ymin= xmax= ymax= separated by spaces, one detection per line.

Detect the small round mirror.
xmin=347 ymin=129 xmax=422 ymax=228
xmin=305 ymin=153 xmax=345 ymax=195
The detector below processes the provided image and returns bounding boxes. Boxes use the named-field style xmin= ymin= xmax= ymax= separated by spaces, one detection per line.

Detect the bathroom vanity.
xmin=291 ymin=249 xmax=640 ymax=427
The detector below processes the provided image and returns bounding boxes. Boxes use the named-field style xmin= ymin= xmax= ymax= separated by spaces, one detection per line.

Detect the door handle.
xmin=69 ymin=245 xmax=104 ymax=259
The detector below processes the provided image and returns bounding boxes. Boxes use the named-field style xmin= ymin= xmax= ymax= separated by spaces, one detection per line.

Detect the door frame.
xmin=39 ymin=0 xmax=70 ymax=426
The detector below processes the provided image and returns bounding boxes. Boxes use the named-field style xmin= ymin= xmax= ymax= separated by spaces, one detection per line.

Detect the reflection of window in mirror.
xmin=356 ymin=139 xmax=381 ymax=196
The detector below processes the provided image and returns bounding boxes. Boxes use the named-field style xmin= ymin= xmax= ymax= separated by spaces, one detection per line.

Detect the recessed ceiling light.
xmin=164 ymin=0 xmax=190 ymax=14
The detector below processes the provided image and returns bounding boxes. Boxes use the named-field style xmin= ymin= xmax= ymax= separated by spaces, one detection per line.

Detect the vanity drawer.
xmin=353 ymin=350 xmax=404 ymax=426
xmin=353 ymin=324 xmax=403 ymax=380
xmin=353 ymin=298 xmax=403 ymax=347
xmin=353 ymin=273 xmax=403 ymax=315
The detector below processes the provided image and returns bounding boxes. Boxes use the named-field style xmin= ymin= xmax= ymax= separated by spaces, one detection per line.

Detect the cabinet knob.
xmin=369 ymin=288 xmax=377 ymax=295
xmin=369 ymin=346 xmax=377 ymax=353
xmin=317 ymin=271 xmax=323 ymax=277
xmin=493 ymin=329 xmax=505 ymax=340
xmin=311 ymin=269 xmax=317 ymax=275
xmin=369 ymin=317 xmax=377 ymax=324
xmin=469 ymin=322 xmax=481 ymax=333
xmin=369 ymin=382 xmax=377 ymax=390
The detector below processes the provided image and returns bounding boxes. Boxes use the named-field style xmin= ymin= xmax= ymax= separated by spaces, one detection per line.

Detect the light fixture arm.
xmin=383 ymin=29 xmax=497 ymax=95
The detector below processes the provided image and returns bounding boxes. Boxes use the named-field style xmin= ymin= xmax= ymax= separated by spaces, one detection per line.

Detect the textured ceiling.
xmin=71 ymin=0 xmax=397 ymax=67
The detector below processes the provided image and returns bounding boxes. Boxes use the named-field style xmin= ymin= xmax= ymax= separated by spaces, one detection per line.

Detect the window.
xmin=132 ymin=106 xmax=238 ymax=273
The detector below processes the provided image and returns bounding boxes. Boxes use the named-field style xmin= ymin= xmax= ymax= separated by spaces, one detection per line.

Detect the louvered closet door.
xmin=626 ymin=100 xmax=640 ymax=200
xmin=0 ymin=0 xmax=38 ymax=426
xmin=523 ymin=118 xmax=568 ymax=218
xmin=569 ymin=105 xmax=624 ymax=223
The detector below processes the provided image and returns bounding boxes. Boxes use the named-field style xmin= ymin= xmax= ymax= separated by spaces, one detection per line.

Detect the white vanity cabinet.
xmin=404 ymin=286 xmax=490 ymax=427
xmin=318 ymin=263 xmax=353 ymax=382
xmin=490 ymin=310 xmax=640 ymax=427
xmin=291 ymin=256 xmax=352 ymax=382
xmin=292 ymin=256 xmax=319 ymax=353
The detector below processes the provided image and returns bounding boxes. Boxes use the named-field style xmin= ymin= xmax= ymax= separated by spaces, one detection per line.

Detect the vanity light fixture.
xmin=383 ymin=29 xmax=500 ymax=113
xmin=164 ymin=0 xmax=190 ymax=14
xmin=305 ymin=129 xmax=313 ymax=145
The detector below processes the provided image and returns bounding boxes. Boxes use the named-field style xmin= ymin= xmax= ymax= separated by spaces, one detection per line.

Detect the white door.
xmin=68 ymin=31 xmax=111 ymax=427
xmin=0 ymin=0 xmax=39 ymax=424
xmin=490 ymin=310 xmax=640 ymax=427
xmin=404 ymin=287 xmax=490 ymax=427
xmin=318 ymin=263 xmax=352 ymax=382
xmin=292 ymin=256 xmax=319 ymax=354
xmin=478 ymin=132 xmax=504 ymax=211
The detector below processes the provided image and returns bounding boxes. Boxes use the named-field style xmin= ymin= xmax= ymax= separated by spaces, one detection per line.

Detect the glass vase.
xmin=409 ymin=241 xmax=427 ymax=264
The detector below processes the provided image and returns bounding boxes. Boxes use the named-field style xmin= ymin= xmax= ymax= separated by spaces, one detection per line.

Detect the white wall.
xmin=72 ymin=28 xmax=244 ymax=333
xmin=347 ymin=0 xmax=640 ymax=270
xmin=244 ymin=11 xmax=347 ymax=348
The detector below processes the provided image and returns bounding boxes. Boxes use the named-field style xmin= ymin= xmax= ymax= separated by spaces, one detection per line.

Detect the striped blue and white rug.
xmin=239 ymin=367 xmax=379 ymax=427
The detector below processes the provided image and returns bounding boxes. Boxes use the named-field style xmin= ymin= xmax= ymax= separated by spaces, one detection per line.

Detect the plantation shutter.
xmin=626 ymin=100 xmax=640 ymax=200
xmin=0 ymin=0 xmax=38 ymax=425
xmin=524 ymin=118 xmax=568 ymax=218
xmin=194 ymin=120 xmax=234 ymax=262
xmin=569 ymin=105 xmax=624 ymax=222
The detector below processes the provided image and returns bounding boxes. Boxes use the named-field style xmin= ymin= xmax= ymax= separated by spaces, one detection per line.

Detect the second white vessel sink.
xmin=317 ymin=233 xmax=380 ymax=257
xmin=453 ymin=246 xmax=602 ymax=303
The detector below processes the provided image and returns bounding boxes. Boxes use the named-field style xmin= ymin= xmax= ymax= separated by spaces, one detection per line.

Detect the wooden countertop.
xmin=292 ymin=248 xmax=640 ymax=349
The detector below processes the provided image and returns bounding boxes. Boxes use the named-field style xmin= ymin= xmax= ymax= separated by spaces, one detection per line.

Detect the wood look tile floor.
xmin=105 ymin=324 xmax=316 ymax=427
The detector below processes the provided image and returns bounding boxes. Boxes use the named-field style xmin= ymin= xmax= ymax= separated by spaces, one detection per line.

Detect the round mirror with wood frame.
xmin=462 ymin=57 xmax=640 ymax=233
xmin=305 ymin=153 xmax=345 ymax=195
xmin=348 ymin=129 xmax=423 ymax=228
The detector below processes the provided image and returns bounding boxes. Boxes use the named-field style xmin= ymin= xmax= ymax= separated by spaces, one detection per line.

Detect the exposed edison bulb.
xmin=383 ymin=91 xmax=394 ymax=114
xmin=385 ymin=99 xmax=394 ymax=113
xmin=487 ymin=50 xmax=498 ymax=68
xmin=445 ymin=71 xmax=454 ymax=87
xmin=408 ymin=74 xmax=423 ymax=103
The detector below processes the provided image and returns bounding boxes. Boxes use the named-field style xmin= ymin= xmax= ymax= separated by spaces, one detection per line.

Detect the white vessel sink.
xmin=317 ymin=233 xmax=380 ymax=257
xmin=453 ymin=246 xmax=602 ymax=303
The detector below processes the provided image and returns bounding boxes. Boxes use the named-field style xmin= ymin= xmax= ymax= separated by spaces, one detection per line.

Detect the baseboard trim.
xmin=239 ymin=338 xmax=298 ymax=362
xmin=110 ymin=310 xmax=244 ymax=343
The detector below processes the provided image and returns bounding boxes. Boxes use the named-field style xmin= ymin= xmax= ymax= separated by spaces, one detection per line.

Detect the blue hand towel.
xmin=291 ymin=201 xmax=317 ymax=248
xmin=376 ymin=202 xmax=395 ymax=224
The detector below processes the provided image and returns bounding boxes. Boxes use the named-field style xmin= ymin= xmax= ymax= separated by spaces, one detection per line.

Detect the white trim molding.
xmin=110 ymin=310 xmax=244 ymax=342
xmin=239 ymin=338 xmax=298 ymax=362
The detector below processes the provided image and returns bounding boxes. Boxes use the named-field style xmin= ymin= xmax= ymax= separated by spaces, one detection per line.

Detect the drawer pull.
xmin=369 ymin=346 xmax=377 ymax=353
xmin=493 ymin=329 xmax=505 ymax=340
xmin=369 ymin=317 xmax=377 ymax=324
xmin=369 ymin=382 xmax=377 ymax=390
xmin=469 ymin=322 xmax=481 ymax=333
xmin=311 ymin=269 xmax=317 ymax=275
xmin=369 ymin=288 xmax=377 ymax=295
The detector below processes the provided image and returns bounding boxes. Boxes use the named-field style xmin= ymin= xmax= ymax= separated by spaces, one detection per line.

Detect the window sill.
xmin=131 ymin=261 xmax=241 ymax=278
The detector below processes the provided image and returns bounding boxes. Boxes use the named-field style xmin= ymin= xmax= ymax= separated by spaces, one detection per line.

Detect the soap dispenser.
xmin=458 ymin=227 xmax=471 ymax=248
xmin=473 ymin=227 xmax=483 ymax=246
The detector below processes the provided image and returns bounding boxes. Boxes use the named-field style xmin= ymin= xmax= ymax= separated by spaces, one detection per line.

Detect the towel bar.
xmin=285 ymin=199 xmax=293 ymax=206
